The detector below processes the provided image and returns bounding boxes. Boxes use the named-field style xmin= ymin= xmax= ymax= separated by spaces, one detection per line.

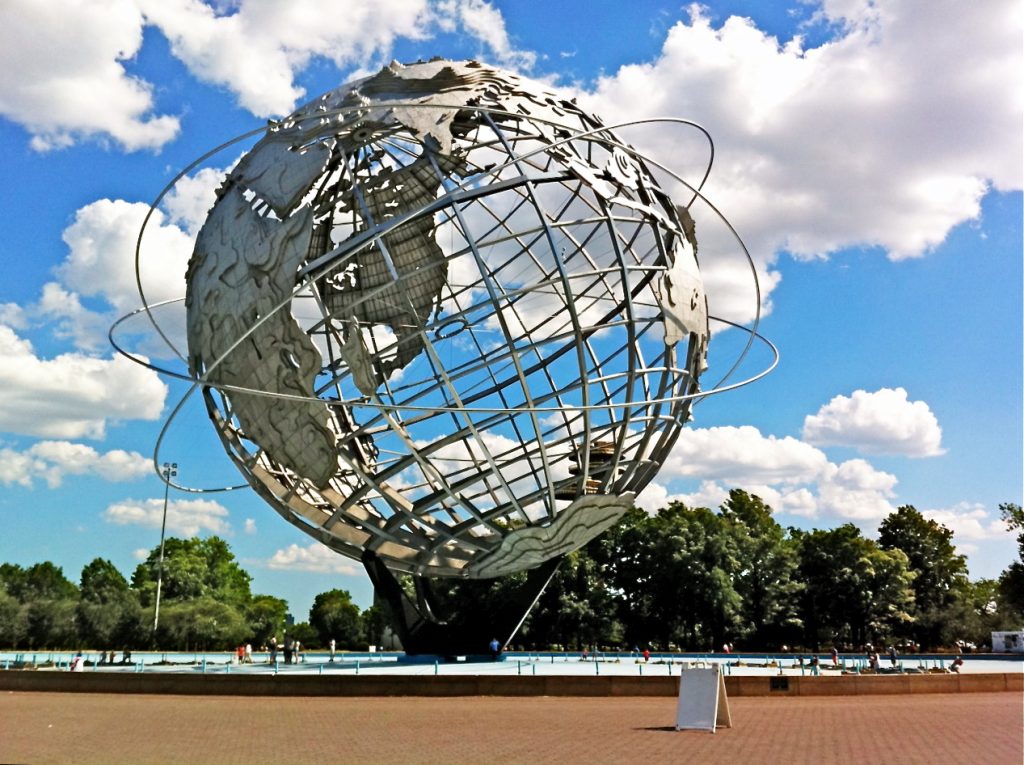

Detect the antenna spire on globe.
xmin=114 ymin=58 xmax=776 ymax=654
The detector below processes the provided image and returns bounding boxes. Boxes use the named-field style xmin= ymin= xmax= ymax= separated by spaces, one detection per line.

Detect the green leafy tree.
xmin=0 ymin=566 xmax=29 ymax=648
xmin=247 ymin=595 xmax=288 ymax=647
xmin=80 ymin=559 xmax=130 ymax=603
xmin=156 ymin=597 xmax=248 ymax=651
xmin=129 ymin=537 xmax=274 ymax=649
xmin=594 ymin=506 xmax=661 ymax=649
xmin=604 ymin=503 xmax=742 ymax=650
xmin=309 ymin=589 xmax=364 ymax=649
xmin=939 ymin=578 xmax=1019 ymax=648
xmin=132 ymin=536 xmax=253 ymax=609
xmin=665 ymin=503 xmax=743 ymax=651
xmin=880 ymin=505 xmax=966 ymax=651
xmin=0 ymin=587 xmax=27 ymax=648
xmin=14 ymin=562 xmax=79 ymax=602
xmin=997 ymin=503 xmax=1024 ymax=619
xmin=76 ymin=559 xmax=143 ymax=649
xmin=12 ymin=563 xmax=80 ymax=649
xmin=795 ymin=524 xmax=914 ymax=649
xmin=878 ymin=505 xmax=968 ymax=647
xmin=25 ymin=598 xmax=79 ymax=649
xmin=0 ymin=564 xmax=27 ymax=601
xmin=527 ymin=546 xmax=622 ymax=650
xmin=720 ymin=490 xmax=803 ymax=648
xmin=361 ymin=600 xmax=392 ymax=648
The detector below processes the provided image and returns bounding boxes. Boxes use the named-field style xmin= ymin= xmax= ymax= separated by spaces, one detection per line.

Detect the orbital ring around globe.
xmin=109 ymin=112 xmax=777 ymax=481
xmin=127 ymin=108 xmax=720 ymax=371
xmin=112 ymin=61 xmax=778 ymax=579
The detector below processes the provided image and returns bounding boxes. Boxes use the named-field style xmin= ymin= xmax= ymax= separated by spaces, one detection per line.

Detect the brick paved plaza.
xmin=1 ymin=690 xmax=1021 ymax=764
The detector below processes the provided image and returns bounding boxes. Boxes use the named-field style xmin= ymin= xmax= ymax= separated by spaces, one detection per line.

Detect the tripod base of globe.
xmin=363 ymin=550 xmax=563 ymax=657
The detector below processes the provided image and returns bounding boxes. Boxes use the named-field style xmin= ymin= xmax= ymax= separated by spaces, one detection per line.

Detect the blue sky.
xmin=0 ymin=0 xmax=1020 ymax=618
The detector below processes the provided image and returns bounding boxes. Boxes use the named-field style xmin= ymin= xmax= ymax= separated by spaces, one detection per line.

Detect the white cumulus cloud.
xmin=578 ymin=0 xmax=1022 ymax=323
xmin=0 ymin=0 xmax=180 ymax=151
xmin=438 ymin=0 xmax=535 ymax=69
xmin=0 ymin=440 xmax=150 ymax=488
xmin=139 ymin=0 xmax=533 ymax=118
xmin=802 ymin=387 xmax=944 ymax=457
xmin=103 ymin=496 xmax=232 ymax=536
xmin=922 ymin=502 xmax=1012 ymax=542
xmin=39 ymin=165 xmax=225 ymax=355
xmin=815 ymin=459 xmax=899 ymax=520
xmin=266 ymin=543 xmax=358 ymax=574
xmin=16 ymin=175 xmax=219 ymax=357
xmin=642 ymin=424 xmax=900 ymax=522
xmin=0 ymin=325 xmax=167 ymax=440
xmin=58 ymin=199 xmax=195 ymax=319
xmin=2 ymin=0 xmax=534 ymax=150
xmin=661 ymin=425 xmax=830 ymax=485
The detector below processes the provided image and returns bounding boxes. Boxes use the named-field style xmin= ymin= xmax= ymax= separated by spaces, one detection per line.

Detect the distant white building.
xmin=990 ymin=631 xmax=1024 ymax=653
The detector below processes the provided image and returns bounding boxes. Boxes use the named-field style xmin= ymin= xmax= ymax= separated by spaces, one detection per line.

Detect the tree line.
xmin=0 ymin=536 xmax=368 ymax=653
xmin=432 ymin=494 xmax=1023 ymax=652
xmin=1 ymin=492 xmax=1021 ymax=653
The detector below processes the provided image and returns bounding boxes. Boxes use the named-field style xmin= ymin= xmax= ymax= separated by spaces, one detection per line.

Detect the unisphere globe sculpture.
xmin=184 ymin=59 xmax=712 ymax=584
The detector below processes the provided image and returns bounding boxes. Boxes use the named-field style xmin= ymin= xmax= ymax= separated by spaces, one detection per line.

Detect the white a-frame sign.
xmin=674 ymin=664 xmax=733 ymax=732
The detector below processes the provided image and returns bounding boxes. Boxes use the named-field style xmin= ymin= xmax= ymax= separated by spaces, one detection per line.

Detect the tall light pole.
xmin=153 ymin=462 xmax=177 ymax=634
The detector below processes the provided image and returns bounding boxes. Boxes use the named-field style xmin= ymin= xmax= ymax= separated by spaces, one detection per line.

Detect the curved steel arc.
xmin=127 ymin=120 xmax=740 ymax=406
xmin=115 ymin=310 xmax=777 ymax=502
xmin=114 ymin=97 xmax=773 ymax=501
xmin=114 ymin=299 xmax=773 ymax=412
xmin=130 ymin=103 xmax=715 ymax=366
xmin=133 ymin=125 xmax=269 ymax=364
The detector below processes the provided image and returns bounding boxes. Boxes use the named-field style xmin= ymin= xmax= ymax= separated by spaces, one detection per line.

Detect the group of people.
xmin=235 ymin=644 xmax=253 ymax=663
xmin=862 ymin=644 xmax=900 ymax=672
xmin=267 ymin=636 xmax=303 ymax=664
xmin=68 ymin=649 xmax=132 ymax=671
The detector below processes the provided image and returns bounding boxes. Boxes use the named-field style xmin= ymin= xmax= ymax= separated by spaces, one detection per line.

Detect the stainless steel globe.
xmin=183 ymin=59 xmax=712 ymax=579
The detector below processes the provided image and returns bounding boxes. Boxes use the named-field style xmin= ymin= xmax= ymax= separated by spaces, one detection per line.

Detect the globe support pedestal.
xmin=362 ymin=550 xmax=562 ymax=658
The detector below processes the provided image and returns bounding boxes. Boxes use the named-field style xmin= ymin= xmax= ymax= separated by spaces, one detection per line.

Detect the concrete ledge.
xmin=0 ymin=671 xmax=1018 ymax=697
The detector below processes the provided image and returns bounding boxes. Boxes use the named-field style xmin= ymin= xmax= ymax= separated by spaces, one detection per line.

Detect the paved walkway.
xmin=1 ymin=691 xmax=1020 ymax=764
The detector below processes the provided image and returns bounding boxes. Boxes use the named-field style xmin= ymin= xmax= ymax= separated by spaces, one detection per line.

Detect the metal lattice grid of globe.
xmin=180 ymin=59 xmax=714 ymax=579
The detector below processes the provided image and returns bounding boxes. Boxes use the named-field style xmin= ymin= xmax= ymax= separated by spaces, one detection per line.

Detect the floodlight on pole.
xmin=152 ymin=461 xmax=177 ymax=634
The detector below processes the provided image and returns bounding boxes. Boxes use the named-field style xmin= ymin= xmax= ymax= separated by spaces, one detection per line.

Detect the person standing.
xmin=329 ymin=638 xmax=336 ymax=662
xmin=888 ymin=645 xmax=898 ymax=666
xmin=489 ymin=637 xmax=501 ymax=661
xmin=831 ymin=646 xmax=839 ymax=666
